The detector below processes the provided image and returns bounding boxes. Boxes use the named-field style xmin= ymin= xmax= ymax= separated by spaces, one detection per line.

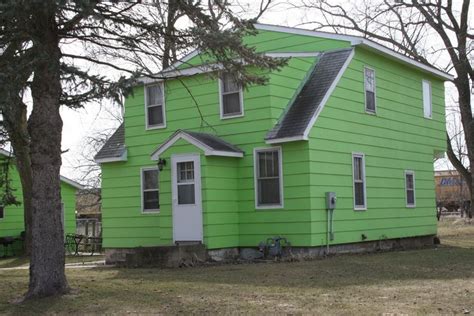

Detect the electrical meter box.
xmin=326 ymin=192 xmax=337 ymax=210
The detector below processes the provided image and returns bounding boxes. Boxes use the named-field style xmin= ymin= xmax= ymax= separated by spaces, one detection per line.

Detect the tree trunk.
xmin=25 ymin=4 xmax=69 ymax=299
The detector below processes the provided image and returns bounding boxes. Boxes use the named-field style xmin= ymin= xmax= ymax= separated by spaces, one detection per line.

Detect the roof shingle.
xmin=94 ymin=123 xmax=126 ymax=161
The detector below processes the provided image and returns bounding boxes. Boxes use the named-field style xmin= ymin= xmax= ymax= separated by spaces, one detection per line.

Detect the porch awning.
xmin=150 ymin=130 xmax=244 ymax=160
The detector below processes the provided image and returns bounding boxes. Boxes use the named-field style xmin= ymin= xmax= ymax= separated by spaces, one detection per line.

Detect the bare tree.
xmin=0 ymin=0 xmax=284 ymax=299
xmin=297 ymin=0 xmax=473 ymax=216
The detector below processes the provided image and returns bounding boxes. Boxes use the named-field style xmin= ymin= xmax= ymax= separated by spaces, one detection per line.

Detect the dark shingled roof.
xmin=266 ymin=48 xmax=353 ymax=140
xmin=94 ymin=123 xmax=126 ymax=161
xmin=183 ymin=130 xmax=243 ymax=154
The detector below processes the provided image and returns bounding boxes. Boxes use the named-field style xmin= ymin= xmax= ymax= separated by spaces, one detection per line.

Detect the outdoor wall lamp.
xmin=157 ymin=158 xmax=167 ymax=171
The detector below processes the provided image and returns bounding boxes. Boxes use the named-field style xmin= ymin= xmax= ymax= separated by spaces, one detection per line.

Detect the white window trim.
xmin=141 ymin=166 xmax=160 ymax=214
xmin=352 ymin=152 xmax=367 ymax=211
xmin=405 ymin=170 xmax=416 ymax=208
xmin=144 ymin=82 xmax=167 ymax=130
xmin=218 ymin=74 xmax=244 ymax=120
xmin=364 ymin=66 xmax=377 ymax=115
xmin=422 ymin=79 xmax=432 ymax=119
xmin=254 ymin=146 xmax=284 ymax=210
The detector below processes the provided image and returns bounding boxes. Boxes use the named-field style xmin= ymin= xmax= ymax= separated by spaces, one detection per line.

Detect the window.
xmin=177 ymin=161 xmax=195 ymax=205
xmin=145 ymin=83 xmax=165 ymax=129
xmin=422 ymin=80 xmax=432 ymax=118
xmin=364 ymin=67 xmax=376 ymax=113
xmin=219 ymin=73 xmax=243 ymax=119
xmin=141 ymin=168 xmax=160 ymax=212
xmin=0 ymin=206 xmax=4 ymax=219
xmin=352 ymin=153 xmax=367 ymax=210
xmin=254 ymin=147 xmax=283 ymax=208
xmin=405 ymin=170 xmax=416 ymax=207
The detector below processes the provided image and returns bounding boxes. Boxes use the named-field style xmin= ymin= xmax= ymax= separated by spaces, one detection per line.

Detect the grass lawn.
xmin=0 ymin=218 xmax=473 ymax=315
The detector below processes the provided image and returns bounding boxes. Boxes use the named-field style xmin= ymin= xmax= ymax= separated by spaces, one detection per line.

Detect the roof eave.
xmin=94 ymin=149 xmax=128 ymax=164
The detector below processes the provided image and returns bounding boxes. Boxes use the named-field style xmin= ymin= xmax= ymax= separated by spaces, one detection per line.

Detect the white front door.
xmin=171 ymin=154 xmax=203 ymax=243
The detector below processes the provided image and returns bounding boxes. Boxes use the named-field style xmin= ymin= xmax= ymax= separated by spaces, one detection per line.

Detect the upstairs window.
xmin=254 ymin=147 xmax=283 ymax=208
xmin=422 ymin=80 xmax=432 ymax=118
xmin=352 ymin=153 xmax=367 ymax=210
xmin=219 ymin=73 xmax=243 ymax=119
xmin=145 ymin=83 xmax=166 ymax=129
xmin=405 ymin=170 xmax=416 ymax=207
xmin=364 ymin=67 xmax=376 ymax=113
xmin=142 ymin=168 xmax=160 ymax=212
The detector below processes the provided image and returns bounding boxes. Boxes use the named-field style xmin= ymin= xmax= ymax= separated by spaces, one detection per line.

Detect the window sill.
xmin=406 ymin=205 xmax=416 ymax=208
xmin=354 ymin=207 xmax=367 ymax=211
xmin=256 ymin=204 xmax=284 ymax=210
xmin=142 ymin=209 xmax=160 ymax=214
xmin=146 ymin=124 xmax=166 ymax=131
xmin=221 ymin=113 xmax=244 ymax=120
xmin=365 ymin=110 xmax=376 ymax=115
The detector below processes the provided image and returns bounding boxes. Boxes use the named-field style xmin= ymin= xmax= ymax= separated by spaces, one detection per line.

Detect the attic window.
xmin=145 ymin=83 xmax=166 ymax=129
xmin=219 ymin=73 xmax=243 ymax=119
xmin=422 ymin=80 xmax=432 ymax=118
xmin=364 ymin=67 xmax=376 ymax=113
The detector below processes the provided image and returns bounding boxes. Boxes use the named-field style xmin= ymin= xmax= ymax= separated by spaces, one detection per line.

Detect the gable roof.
xmin=162 ymin=23 xmax=452 ymax=81
xmin=150 ymin=130 xmax=244 ymax=159
xmin=94 ymin=123 xmax=127 ymax=164
xmin=266 ymin=48 xmax=354 ymax=143
xmin=0 ymin=148 xmax=84 ymax=190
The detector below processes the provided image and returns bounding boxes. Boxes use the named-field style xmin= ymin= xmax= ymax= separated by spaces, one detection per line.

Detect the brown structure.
xmin=435 ymin=170 xmax=469 ymax=214
xmin=75 ymin=188 xmax=102 ymax=238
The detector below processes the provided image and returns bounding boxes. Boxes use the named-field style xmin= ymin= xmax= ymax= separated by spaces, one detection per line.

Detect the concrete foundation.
xmin=105 ymin=235 xmax=436 ymax=267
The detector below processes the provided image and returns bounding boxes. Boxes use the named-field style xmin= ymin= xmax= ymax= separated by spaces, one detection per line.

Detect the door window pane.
xmin=178 ymin=184 xmax=195 ymax=205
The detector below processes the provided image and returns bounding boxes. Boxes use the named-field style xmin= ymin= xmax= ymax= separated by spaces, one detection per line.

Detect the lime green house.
xmin=96 ymin=24 xmax=451 ymax=261
xmin=0 ymin=149 xmax=83 ymax=255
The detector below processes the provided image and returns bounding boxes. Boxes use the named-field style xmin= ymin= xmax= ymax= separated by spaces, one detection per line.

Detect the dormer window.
xmin=219 ymin=73 xmax=243 ymax=119
xmin=145 ymin=83 xmax=166 ymax=129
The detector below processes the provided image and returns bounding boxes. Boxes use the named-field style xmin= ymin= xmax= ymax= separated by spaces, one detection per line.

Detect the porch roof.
xmin=150 ymin=130 xmax=244 ymax=159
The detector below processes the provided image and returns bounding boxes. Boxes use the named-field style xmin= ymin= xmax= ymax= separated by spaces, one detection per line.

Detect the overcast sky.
xmin=59 ymin=1 xmax=462 ymax=181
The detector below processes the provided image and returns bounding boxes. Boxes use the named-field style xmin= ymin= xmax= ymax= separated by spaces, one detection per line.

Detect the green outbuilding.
xmin=96 ymin=24 xmax=451 ymax=262
xmin=0 ymin=149 xmax=83 ymax=256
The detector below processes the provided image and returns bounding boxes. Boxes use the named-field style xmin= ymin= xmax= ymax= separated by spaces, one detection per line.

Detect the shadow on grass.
xmin=0 ymin=257 xmax=28 ymax=269
xmin=107 ymin=244 xmax=474 ymax=290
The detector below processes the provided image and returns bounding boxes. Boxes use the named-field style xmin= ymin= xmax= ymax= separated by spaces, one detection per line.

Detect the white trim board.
xmin=150 ymin=130 xmax=244 ymax=160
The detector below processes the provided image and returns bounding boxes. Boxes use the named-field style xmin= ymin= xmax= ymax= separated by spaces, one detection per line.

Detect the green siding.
xmin=101 ymin=28 xmax=446 ymax=251
xmin=307 ymin=47 xmax=444 ymax=246
xmin=0 ymin=161 xmax=77 ymax=255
